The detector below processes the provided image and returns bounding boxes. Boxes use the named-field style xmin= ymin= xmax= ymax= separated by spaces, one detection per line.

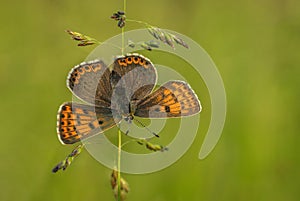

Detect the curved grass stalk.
xmin=126 ymin=19 xmax=153 ymax=28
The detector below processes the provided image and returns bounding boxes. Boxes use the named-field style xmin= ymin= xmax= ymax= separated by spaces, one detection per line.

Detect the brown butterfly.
xmin=57 ymin=54 xmax=201 ymax=144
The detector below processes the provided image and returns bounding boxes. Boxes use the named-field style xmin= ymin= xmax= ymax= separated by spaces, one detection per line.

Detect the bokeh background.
xmin=1 ymin=0 xmax=299 ymax=200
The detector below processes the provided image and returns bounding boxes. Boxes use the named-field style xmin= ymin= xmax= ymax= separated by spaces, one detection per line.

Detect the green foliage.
xmin=0 ymin=0 xmax=300 ymax=201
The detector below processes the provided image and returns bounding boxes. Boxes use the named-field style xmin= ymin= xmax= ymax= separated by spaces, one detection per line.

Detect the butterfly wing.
xmin=111 ymin=54 xmax=157 ymax=101
xmin=57 ymin=102 xmax=121 ymax=144
xmin=68 ymin=60 xmax=112 ymax=107
xmin=134 ymin=81 xmax=201 ymax=118
xmin=110 ymin=54 xmax=157 ymax=115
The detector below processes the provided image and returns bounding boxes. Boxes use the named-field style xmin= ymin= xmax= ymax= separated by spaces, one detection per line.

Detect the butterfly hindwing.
xmin=134 ymin=81 xmax=201 ymax=118
xmin=68 ymin=60 xmax=112 ymax=107
xmin=57 ymin=102 xmax=121 ymax=144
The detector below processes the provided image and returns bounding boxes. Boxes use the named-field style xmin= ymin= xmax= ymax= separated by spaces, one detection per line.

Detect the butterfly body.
xmin=57 ymin=54 xmax=201 ymax=144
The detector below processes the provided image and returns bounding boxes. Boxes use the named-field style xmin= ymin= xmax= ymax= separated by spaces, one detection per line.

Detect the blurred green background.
xmin=1 ymin=0 xmax=299 ymax=200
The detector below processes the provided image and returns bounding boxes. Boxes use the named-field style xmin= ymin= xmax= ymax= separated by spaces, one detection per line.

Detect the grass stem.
xmin=117 ymin=129 xmax=122 ymax=201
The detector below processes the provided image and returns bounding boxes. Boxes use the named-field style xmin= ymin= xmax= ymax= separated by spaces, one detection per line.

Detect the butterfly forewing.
xmin=112 ymin=54 xmax=157 ymax=101
xmin=109 ymin=54 xmax=157 ymax=115
xmin=68 ymin=60 xmax=112 ymax=107
xmin=134 ymin=81 xmax=201 ymax=118
xmin=57 ymin=102 xmax=121 ymax=144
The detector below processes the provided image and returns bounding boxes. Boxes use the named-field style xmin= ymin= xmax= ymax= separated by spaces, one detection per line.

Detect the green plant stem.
xmin=117 ymin=1 xmax=126 ymax=200
xmin=126 ymin=19 xmax=152 ymax=28
xmin=121 ymin=0 xmax=126 ymax=55
xmin=121 ymin=27 xmax=125 ymax=55
xmin=117 ymin=129 xmax=122 ymax=201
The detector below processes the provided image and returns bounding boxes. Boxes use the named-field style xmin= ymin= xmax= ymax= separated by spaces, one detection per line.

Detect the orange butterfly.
xmin=57 ymin=54 xmax=201 ymax=144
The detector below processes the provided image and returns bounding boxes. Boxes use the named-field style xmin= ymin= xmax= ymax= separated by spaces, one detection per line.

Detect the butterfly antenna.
xmin=134 ymin=118 xmax=159 ymax=138
xmin=125 ymin=120 xmax=132 ymax=135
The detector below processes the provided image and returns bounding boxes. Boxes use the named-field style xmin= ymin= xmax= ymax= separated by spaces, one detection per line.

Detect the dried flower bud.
xmin=148 ymin=28 xmax=160 ymax=40
xmin=173 ymin=35 xmax=189 ymax=49
xmin=137 ymin=139 xmax=168 ymax=152
xmin=70 ymin=145 xmax=83 ymax=157
xmin=52 ymin=145 xmax=84 ymax=173
xmin=111 ymin=11 xmax=126 ymax=28
xmin=117 ymin=11 xmax=125 ymax=15
xmin=146 ymin=142 xmax=168 ymax=152
xmin=128 ymin=40 xmax=135 ymax=48
xmin=147 ymin=26 xmax=189 ymax=49
xmin=164 ymin=33 xmax=175 ymax=49
xmin=146 ymin=40 xmax=160 ymax=48
xmin=65 ymin=30 xmax=98 ymax=46
xmin=118 ymin=19 xmax=126 ymax=28
xmin=140 ymin=43 xmax=152 ymax=51
xmin=111 ymin=169 xmax=129 ymax=201
xmin=52 ymin=161 xmax=64 ymax=173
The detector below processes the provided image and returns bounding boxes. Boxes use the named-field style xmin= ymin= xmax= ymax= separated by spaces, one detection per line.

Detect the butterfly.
xmin=57 ymin=54 xmax=201 ymax=144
